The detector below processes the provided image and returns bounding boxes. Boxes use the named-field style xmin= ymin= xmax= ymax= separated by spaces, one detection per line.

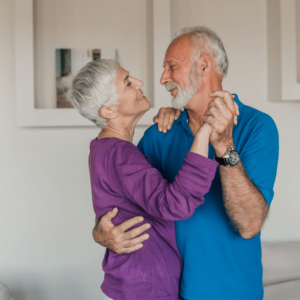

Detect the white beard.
xmin=165 ymin=63 xmax=201 ymax=110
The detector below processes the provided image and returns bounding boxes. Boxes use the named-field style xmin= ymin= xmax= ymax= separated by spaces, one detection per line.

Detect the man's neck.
xmin=185 ymin=79 xmax=222 ymax=136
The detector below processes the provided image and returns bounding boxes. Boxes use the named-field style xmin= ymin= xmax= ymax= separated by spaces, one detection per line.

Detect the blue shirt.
xmin=137 ymin=95 xmax=279 ymax=300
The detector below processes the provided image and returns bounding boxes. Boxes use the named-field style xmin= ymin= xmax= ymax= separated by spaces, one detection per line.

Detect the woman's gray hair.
xmin=173 ymin=26 xmax=228 ymax=77
xmin=69 ymin=59 xmax=120 ymax=128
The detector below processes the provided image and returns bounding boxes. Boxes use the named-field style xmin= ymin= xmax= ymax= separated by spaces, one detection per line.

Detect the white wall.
xmin=0 ymin=0 xmax=300 ymax=299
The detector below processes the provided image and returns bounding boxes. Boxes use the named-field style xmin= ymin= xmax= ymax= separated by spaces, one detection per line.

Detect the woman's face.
xmin=114 ymin=67 xmax=151 ymax=120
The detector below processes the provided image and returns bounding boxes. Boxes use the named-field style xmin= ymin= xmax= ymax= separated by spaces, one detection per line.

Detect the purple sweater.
xmin=89 ymin=138 xmax=218 ymax=300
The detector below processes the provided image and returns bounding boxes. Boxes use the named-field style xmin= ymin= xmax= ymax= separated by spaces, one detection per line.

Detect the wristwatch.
xmin=214 ymin=148 xmax=240 ymax=166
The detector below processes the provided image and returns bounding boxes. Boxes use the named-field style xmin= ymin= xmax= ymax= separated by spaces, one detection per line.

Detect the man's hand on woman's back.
xmin=93 ymin=208 xmax=150 ymax=254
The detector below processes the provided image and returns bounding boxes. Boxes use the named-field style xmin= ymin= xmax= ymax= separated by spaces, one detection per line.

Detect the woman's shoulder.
xmin=109 ymin=138 xmax=144 ymax=160
xmin=91 ymin=137 xmax=141 ymax=157
xmin=90 ymin=137 xmax=144 ymax=166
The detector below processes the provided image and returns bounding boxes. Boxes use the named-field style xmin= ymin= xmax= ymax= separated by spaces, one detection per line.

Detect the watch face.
xmin=228 ymin=151 xmax=239 ymax=166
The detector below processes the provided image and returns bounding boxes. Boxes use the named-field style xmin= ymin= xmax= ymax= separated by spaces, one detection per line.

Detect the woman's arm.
xmin=190 ymin=122 xmax=212 ymax=157
xmin=107 ymin=133 xmax=218 ymax=221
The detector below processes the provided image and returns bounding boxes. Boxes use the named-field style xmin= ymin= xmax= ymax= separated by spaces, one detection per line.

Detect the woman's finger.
xmin=162 ymin=111 xmax=171 ymax=133
xmin=167 ymin=112 xmax=175 ymax=130
xmin=153 ymin=115 xmax=159 ymax=123
xmin=157 ymin=108 xmax=166 ymax=132
xmin=175 ymin=109 xmax=182 ymax=120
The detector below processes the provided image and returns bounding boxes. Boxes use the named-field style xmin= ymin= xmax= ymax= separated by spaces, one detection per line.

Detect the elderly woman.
xmin=70 ymin=59 xmax=218 ymax=300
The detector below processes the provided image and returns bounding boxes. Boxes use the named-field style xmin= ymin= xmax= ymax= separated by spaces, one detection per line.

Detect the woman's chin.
xmin=139 ymin=97 xmax=151 ymax=112
xmin=145 ymin=100 xmax=151 ymax=111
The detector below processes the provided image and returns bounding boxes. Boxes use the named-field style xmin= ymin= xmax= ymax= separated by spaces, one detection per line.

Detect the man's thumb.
xmin=107 ymin=207 xmax=118 ymax=220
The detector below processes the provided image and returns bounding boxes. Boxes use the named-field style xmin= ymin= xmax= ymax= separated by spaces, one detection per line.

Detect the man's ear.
xmin=99 ymin=105 xmax=118 ymax=119
xmin=198 ymin=53 xmax=212 ymax=77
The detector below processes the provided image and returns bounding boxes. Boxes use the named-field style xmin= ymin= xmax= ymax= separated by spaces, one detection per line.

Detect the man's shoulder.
xmin=235 ymin=104 xmax=279 ymax=155
xmin=240 ymin=104 xmax=278 ymax=134
xmin=143 ymin=122 xmax=183 ymax=142
xmin=143 ymin=123 xmax=161 ymax=138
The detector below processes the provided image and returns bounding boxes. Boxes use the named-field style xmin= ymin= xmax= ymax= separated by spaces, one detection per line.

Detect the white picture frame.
xmin=15 ymin=0 xmax=171 ymax=127
xmin=280 ymin=0 xmax=300 ymax=101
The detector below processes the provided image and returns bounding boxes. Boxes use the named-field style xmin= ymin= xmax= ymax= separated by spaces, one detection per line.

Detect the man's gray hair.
xmin=69 ymin=59 xmax=120 ymax=128
xmin=173 ymin=26 xmax=228 ymax=77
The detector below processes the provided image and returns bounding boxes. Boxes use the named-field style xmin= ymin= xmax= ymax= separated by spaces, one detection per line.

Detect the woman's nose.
xmin=135 ymin=78 xmax=143 ymax=89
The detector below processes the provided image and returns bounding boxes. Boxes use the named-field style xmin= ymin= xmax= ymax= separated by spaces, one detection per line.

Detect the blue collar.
xmin=174 ymin=94 xmax=244 ymax=124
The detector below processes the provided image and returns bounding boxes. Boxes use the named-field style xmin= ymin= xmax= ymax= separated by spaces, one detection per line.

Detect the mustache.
xmin=165 ymin=82 xmax=180 ymax=92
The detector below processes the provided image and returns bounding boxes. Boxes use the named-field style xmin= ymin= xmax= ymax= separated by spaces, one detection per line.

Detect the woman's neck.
xmin=97 ymin=123 xmax=135 ymax=143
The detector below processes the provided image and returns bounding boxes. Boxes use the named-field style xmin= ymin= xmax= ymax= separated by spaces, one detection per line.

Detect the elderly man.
xmin=93 ymin=26 xmax=279 ymax=300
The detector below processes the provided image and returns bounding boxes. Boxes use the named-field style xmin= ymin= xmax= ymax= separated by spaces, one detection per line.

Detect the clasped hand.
xmin=93 ymin=90 xmax=239 ymax=253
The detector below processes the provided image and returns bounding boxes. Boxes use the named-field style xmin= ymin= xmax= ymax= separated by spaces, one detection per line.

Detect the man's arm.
xmin=203 ymin=90 xmax=275 ymax=239
xmin=218 ymin=161 xmax=269 ymax=239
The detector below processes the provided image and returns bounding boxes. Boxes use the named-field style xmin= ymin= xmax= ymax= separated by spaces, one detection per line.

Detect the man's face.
xmin=160 ymin=35 xmax=201 ymax=109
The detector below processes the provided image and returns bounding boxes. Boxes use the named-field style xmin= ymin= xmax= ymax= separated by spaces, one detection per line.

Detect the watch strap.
xmin=214 ymin=155 xmax=227 ymax=166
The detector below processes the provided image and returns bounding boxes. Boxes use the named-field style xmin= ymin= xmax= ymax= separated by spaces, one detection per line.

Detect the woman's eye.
xmin=127 ymin=82 xmax=131 ymax=87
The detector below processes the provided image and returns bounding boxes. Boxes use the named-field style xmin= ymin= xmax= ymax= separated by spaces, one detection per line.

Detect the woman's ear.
xmin=99 ymin=106 xmax=118 ymax=119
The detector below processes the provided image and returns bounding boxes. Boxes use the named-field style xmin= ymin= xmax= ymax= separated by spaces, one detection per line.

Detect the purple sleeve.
xmin=108 ymin=141 xmax=218 ymax=221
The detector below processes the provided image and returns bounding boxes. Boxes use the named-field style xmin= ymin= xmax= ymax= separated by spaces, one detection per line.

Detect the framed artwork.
xmin=280 ymin=0 xmax=300 ymax=100
xmin=15 ymin=0 xmax=171 ymax=127
xmin=267 ymin=0 xmax=300 ymax=101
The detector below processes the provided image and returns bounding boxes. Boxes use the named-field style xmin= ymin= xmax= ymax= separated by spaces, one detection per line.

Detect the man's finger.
xmin=100 ymin=207 xmax=118 ymax=224
xmin=208 ymin=95 xmax=238 ymax=122
xmin=202 ymin=115 xmax=218 ymax=128
xmin=124 ymin=233 xmax=150 ymax=248
xmin=234 ymin=101 xmax=239 ymax=115
xmin=124 ymin=223 xmax=151 ymax=240
xmin=122 ymin=243 xmax=144 ymax=254
xmin=117 ymin=216 xmax=145 ymax=232
xmin=205 ymin=107 xmax=229 ymax=128
xmin=209 ymin=90 xmax=235 ymax=113
xmin=234 ymin=115 xmax=237 ymax=125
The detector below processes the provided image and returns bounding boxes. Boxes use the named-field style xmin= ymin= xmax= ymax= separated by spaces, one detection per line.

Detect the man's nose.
xmin=160 ymin=69 xmax=169 ymax=86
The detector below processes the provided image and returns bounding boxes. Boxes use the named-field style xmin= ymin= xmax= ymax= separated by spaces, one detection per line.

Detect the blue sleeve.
xmin=240 ymin=113 xmax=279 ymax=206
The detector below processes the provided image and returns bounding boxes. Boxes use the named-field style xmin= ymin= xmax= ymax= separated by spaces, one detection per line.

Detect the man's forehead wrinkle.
xmin=163 ymin=57 xmax=182 ymax=68
xmin=163 ymin=34 xmax=193 ymax=68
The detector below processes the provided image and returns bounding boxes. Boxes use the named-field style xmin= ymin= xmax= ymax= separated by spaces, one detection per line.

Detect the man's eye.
xmin=127 ymin=82 xmax=131 ymax=87
xmin=170 ymin=65 xmax=175 ymax=70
